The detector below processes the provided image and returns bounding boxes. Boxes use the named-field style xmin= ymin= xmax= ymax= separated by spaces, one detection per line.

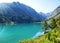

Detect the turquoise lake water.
xmin=0 ymin=23 xmax=43 ymax=43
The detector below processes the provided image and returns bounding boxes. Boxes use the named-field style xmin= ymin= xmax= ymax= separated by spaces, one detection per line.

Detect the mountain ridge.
xmin=0 ymin=2 xmax=46 ymax=23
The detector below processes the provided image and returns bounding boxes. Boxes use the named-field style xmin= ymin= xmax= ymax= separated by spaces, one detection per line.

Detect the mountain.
xmin=46 ymin=13 xmax=51 ymax=18
xmin=48 ymin=5 xmax=60 ymax=19
xmin=39 ymin=12 xmax=47 ymax=20
xmin=0 ymin=2 xmax=45 ymax=23
xmin=39 ymin=12 xmax=51 ymax=20
xmin=52 ymin=5 xmax=60 ymax=17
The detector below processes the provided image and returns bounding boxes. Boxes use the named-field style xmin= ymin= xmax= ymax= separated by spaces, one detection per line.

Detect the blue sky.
xmin=0 ymin=0 xmax=60 ymax=13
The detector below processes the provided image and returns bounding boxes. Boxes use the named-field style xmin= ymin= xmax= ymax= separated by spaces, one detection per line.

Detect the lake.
xmin=0 ymin=23 xmax=43 ymax=43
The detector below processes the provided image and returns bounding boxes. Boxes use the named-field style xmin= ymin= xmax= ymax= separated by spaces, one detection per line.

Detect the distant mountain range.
xmin=0 ymin=2 xmax=47 ymax=23
xmin=39 ymin=12 xmax=51 ymax=18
